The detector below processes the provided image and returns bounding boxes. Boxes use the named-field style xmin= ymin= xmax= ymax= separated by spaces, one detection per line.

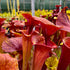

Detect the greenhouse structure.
xmin=0 ymin=0 xmax=70 ymax=70
xmin=0 ymin=0 xmax=70 ymax=11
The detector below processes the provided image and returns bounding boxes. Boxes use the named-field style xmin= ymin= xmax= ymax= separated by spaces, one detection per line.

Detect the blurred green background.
xmin=0 ymin=0 xmax=70 ymax=12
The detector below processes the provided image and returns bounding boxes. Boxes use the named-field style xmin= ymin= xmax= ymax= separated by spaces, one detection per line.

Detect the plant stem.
xmin=7 ymin=0 xmax=10 ymax=12
xmin=10 ymin=0 xmax=12 ymax=13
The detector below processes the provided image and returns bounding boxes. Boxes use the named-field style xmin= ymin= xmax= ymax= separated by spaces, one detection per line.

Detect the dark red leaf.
xmin=56 ymin=5 xmax=61 ymax=13
xmin=32 ymin=44 xmax=51 ymax=70
xmin=22 ymin=13 xmax=39 ymax=34
xmin=46 ymin=39 xmax=57 ymax=48
xmin=40 ymin=15 xmax=47 ymax=18
xmin=56 ymin=7 xmax=70 ymax=32
xmin=22 ymin=13 xmax=33 ymax=26
xmin=31 ymin=31 xmax=57 ymax=48
xmin=61 ymin=6 xmax=68 ymax=13
xmin=0 ymin=18 xmax=6 ymax=26
xmin=31 ymin=31 xmax=57 ymax=70
xmin=0 ymin=53 xmax=19 ymax=70
xmin=57 ymin=37 xmax=70 ymax=70
xmin=13 ymin=20 xmax=25 ymax=27
xmin=0 ymin=18 xmax=6 ymax=30
xmin=0 ymin=30 xmax=7 ymax=52
xmin=22 ymin=30 xmax=32 ymax=70
xmin=31 ymin=31 xmax=45 ymax=45
xmin=1 ymin=37 xmax=22 ymax=52
xmin=33 ymin=16 xmax=61 ymax=36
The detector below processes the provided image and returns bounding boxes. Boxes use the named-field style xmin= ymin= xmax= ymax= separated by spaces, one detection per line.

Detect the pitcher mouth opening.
xmin=63 ymin=37 xmax=70 ymax=49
